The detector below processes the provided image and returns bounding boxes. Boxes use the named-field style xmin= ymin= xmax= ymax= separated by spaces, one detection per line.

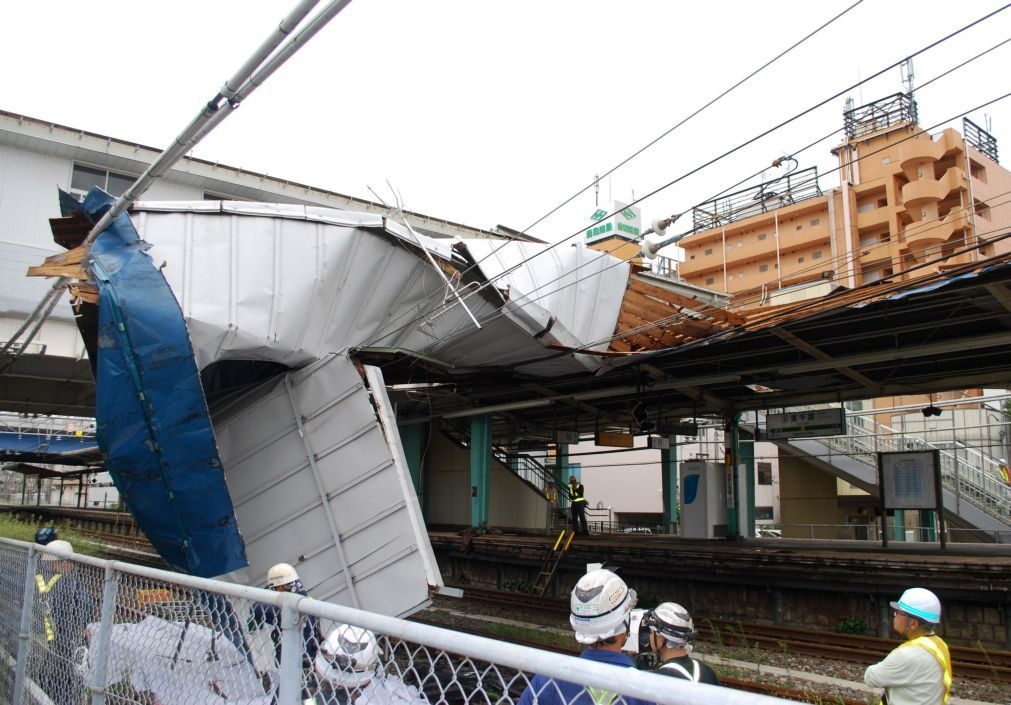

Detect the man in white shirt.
xmin=864 ymin=588 xmax=951 ymax=705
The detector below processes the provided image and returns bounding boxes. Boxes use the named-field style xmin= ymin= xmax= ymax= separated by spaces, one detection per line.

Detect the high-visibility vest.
xmin=881 ymin=635 xmax=952 ymax=705
xmin=569 ymin=482 xmax=586 ymax=503
xmin=35 ymin=573 xmax=63 ymax=642
xmin=660 ymin=659 xmax=701 ymax=683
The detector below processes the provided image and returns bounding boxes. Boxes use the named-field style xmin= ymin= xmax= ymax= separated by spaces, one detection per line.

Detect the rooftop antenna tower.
xmin=901 ymin=57 xmax=915 ymax=99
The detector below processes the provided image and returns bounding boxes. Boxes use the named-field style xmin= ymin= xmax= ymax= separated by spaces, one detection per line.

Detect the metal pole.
xmin=0 ymin=0 xmax=351 ymax=358
xmin=13 ymin=545 xmax=37 ymax=705
xmin=277 ymin=597 xmax=304 ymax=705
xmin=88 ymin=564 xmax=121 ymax=705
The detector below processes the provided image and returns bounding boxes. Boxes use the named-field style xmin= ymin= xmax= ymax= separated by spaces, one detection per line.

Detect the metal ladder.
xmin=533 ymin=529 xmax=574 ymax=596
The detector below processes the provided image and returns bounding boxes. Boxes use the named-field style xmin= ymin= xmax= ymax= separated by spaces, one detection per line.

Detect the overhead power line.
xmin=357 ymin=4 xmax=1011 ymax=351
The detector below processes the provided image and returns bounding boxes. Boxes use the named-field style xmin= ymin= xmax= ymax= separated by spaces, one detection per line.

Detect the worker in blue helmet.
xmin=865 ymin=588 xmax=951 ymax=705
xmin=35 ymin=526 xmax=58 ymax=545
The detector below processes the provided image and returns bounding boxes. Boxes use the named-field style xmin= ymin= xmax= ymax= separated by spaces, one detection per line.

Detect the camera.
xmin=622 ymin=608 xmax=656 ymax=670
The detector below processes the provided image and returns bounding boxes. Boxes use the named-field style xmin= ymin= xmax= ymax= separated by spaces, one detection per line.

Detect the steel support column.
xmin=470 ymin=415 xmax=491 ymax=528
xmin=660 ymin=436 xmax=678 ymax=533
xmin=739 ymin=425 xmax=755 ymax=538
xmin=555 ymin=445 xmax=569 ymax=506
xmin=892 ymin=509 xmax=906 ymax=541
xmin=921 ymin=509 xmax=937 ymax=542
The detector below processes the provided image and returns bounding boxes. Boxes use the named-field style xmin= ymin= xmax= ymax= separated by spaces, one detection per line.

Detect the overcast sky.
xmin=5 ymin=1 xmax=1009 ymax=242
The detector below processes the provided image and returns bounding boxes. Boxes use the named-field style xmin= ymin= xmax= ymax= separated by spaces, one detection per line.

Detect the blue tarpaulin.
xmin=82 ymin=188 xmax=246 ymax=577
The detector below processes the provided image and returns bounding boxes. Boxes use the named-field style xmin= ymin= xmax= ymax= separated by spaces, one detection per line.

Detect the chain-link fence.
xmin=1 ymin=537 xmax=788 ymax=705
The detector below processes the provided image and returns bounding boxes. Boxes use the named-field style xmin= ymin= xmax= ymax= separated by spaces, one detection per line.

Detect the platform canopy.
xmin=0 ymin=430 xmax=101 ymax=466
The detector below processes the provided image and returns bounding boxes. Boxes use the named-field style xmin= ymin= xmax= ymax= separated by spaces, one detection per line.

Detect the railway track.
xmin=455 ymin=586 xmax=1011 ymax=683
xmin=411 ymin=614 xmax=866 ymax=705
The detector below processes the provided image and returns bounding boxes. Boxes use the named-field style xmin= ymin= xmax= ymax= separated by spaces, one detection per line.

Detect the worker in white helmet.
xmin=248 ymin=563 xmax=323 ymax=705
xmin=642 ymin=603 xmax=720 ymax=685
xmin=865 ymin=588 xmax=951 ymax=705
xmin=33 ymin=540 xmax=94 ymax=705
xmin=518 ymin=567 xmax=654 ymax=705
xmin=314 ymin=624 xmax=427 ymax=705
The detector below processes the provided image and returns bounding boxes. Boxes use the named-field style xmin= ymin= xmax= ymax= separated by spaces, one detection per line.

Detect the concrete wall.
xmin=778 ymin=455 xmax=848 ymax=539
xmin=424 ymin=431 xmax=549 ymax=530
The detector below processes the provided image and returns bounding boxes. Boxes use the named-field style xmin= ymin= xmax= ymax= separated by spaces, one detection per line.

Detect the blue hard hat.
xmin=35 ymin=527 xmax=58 ymax=545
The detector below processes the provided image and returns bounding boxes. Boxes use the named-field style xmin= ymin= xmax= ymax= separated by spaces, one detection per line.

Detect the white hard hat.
xmin=569 ymin=568 xmax=637 ymax=645
xmin=314 ymin=624 xmax=381 ymax=688
xmin=266 ymin=563 xmax=299 ymax=588
xmin=644 ymin=602 xmax=698 ymax=648
xmin=891 ymin=587 xmax=941 ymax=624
xmin=42 ymin=540 xmax=74 ymax=562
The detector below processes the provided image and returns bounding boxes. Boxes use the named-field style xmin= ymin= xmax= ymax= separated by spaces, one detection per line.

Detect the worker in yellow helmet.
xmin=865 ymin=588 xmax=951 ymax=705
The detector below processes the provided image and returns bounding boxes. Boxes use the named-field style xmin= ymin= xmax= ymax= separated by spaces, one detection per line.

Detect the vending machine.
xmin=679 ymin=460 xmax=728 ymax=538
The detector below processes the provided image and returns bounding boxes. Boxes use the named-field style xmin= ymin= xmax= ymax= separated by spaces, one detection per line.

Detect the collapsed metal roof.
xmin=17 ymin=193 xmax=1011 ymax=591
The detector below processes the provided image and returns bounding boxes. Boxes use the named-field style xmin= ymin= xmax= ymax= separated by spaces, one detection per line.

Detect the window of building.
xmin=798 ymin=256 xmax=805 ymax=263
xmin=970 ymin=160 xmax=987 ymax=183
xmin=689 ymin=255 xmax=695 ymax=260
xmin=738 ymin=272 xmax=744 ymax=278
xmin=705 ymin=248 xmax=713 ymax=256
xmin=975 ymin=200 xmax=992 ymax=220
xmin=755 ymin=506 xmax=774 ymax=520
xmin=705 ymin=277 xmax=715 ymax=285
xmin=810 ymin=218 xmax=820 ymax=226
xmin=796 ymin=224 xmax=803 ymax=230
xmin=857 ymin=202 xmax=876 ymax=213
xmin=882 ymin=156 xmax=891 ymax=165
xmin=71 ymin=164 xmax=135 ymax=197
xmin=757 ymin=462 xmax=773 ymax=485
xmin=759 ymin=263 xmax=769 ymax=272
xmin=812 ymin=251 xmax=823 ymax=260
xmin=757 ymin=233 xmax=767 ymax=241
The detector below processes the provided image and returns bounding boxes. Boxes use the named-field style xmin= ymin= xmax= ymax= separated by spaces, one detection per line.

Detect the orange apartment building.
xmin=677 ymin=92 xmax=1010 ymax=305
xmin=674 ymin=93 xmax=1010 ymax=536
xmin=585 ymin=93 xmax=1010 ymax=537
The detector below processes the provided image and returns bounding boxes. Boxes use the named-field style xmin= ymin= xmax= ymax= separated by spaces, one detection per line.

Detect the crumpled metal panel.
xmin=83 ymin=189 xmax=246 ymax=577
xmin=461 ymin=239 xmax=630 ymax=355
xmin=133 ymin=204 xmax=623 ymax=377
xmin=213 ymin=353 xmax=440 ymax=616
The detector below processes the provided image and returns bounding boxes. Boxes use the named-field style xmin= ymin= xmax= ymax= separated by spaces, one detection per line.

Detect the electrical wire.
xmin=356 ymin=5 xmax=1011 ymax=351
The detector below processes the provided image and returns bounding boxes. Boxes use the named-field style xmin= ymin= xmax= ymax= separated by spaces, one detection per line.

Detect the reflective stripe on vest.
xmin=660 ymin=660 xmax=701 ymax=683
xmin=899 ymin=635 xmax=952 ymax=705
xmin=569 ymin=483 xmax=586 ymax=503
xmin=35 ymin=573 xmax=63 ymax=642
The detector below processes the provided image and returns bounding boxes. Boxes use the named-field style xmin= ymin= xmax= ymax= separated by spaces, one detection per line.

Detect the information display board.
xmin=880 ymin=451 xmax=938 ymax=508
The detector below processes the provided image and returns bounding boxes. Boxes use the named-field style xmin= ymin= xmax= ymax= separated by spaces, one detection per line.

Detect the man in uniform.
xmin=642 ymin=603 xmax=720 ymax=685
xmin=518 ymin=567 xmax=653 ymax=705
xmin=568 ymin=475 xmax=589 ymax=536
xmin=33 ymin=540 xmax=94 ymax=705
xmin=865 ymin=587 xmax=951 ymax=705
xmin=248 ymin=563 xmax=322 ymax=705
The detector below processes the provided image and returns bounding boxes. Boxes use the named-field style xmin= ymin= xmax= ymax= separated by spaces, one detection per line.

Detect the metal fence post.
xmin=87 ymin=562 xmax=121 ymax=705
xmin=278 ymin=595 xmax=303 ymax=705
xmin=12 ymin=545 xmax=37 ymax=705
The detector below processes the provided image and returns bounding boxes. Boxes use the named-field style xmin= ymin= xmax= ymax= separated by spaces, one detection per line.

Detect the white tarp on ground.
xmin=213 ymin=354 xmax=441 ymax=615
xmin=79 ymin=616 xmax=268 ymax=705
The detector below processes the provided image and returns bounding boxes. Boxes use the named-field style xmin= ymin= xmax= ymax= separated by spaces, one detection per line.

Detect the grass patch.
xmin=0 ymin=513 xmax=101 ymax=556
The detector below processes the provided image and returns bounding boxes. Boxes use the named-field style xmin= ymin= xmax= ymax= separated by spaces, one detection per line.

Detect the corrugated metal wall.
xmin=0 ymin=144 xmax=68 ymax=250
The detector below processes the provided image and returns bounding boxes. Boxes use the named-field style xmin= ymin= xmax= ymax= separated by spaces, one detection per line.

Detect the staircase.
xmin=441 ymin=418 xmax=572 ymax=504
xmin=750 ymin=410 xmax=1011 ymax=540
